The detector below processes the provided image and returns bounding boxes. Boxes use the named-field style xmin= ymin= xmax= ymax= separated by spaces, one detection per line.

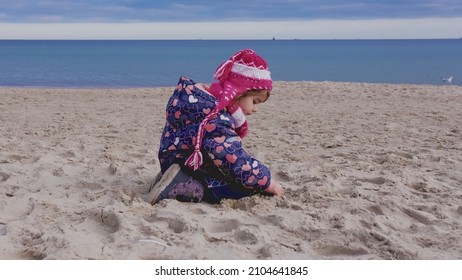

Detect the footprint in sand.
xmin=0 ymin=172 xmax=10 ymax=182
xmin=7 ymin=154 xmax=41 ymax=164
xmin=234 ymin=228 xmax=258 ymax=245
xmin=367 ymin=204 xmax=385 ymax=215
xmin=208 ymin=219 xmax=240 ymax=233
xmin=90 ymin=210 xmax=121 ymax=234
xmin=259 ymin=214 xmax=285 ymax=228
xmin=204 ymin=219 xmax=261 ymax=246
xmin=316 ymin=244 xmax=369 ymax=257
xmin=406 ymin=182 xmax=438 ymax=194
xmin=0 ymin=223 xmax=7 ymax=235
xmin=401 ymin=207 xmax=432 ymax=225
xmin=358 ymin=177 xmax=387 ymax=185
xmin=143 ymin=212 xmax=188 ymax=234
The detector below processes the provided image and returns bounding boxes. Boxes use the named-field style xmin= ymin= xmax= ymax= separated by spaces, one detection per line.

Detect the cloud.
xmin=1 ymin=18 xmax=461 ymax=39
xmin=1 ymin=1 xmax=461 ymax=39
xmin=1 ymin=0 xmax=462 ymax=23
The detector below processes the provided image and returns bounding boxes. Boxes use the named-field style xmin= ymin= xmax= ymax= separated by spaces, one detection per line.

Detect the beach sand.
xmin=1 ymin=81 xmax=461 ymax=259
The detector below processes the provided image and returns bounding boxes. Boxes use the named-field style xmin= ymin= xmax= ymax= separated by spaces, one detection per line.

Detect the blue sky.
xmin=1 ymin=1 xmax=462 ymax=39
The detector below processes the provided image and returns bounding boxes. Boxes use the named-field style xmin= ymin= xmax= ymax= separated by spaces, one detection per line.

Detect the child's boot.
xmin=148 ymin=164 xmax=204 ymax=204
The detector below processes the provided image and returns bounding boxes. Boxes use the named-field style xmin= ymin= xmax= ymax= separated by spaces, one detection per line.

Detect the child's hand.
xmin=265 ymin=180 xmax=284 ymax=196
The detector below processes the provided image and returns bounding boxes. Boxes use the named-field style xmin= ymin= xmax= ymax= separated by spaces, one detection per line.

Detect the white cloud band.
xmin=1 ymin=18 xmax=462 ymax=39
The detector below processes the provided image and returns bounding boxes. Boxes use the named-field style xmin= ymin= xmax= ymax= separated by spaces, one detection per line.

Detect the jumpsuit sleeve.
xmin=201 ymin=114 xmax=271 ymax=191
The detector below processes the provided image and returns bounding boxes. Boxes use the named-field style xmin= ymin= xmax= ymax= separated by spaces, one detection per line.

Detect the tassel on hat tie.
xmin=185 ymin=111 xmax=215 ymax=170
xmin=185 ymin=149 xmax=203 ymax=171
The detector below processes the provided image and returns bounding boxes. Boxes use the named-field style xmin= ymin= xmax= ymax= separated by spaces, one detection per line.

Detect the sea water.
xmin=0 ymin=39 xmax=460 ymax=87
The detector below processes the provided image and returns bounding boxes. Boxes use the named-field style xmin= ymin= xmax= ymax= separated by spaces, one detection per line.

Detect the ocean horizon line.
xmin=1 ymin=38 xmax=461 ymax=41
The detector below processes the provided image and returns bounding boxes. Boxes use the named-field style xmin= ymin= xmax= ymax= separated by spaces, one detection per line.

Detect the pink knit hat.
xmin=185 ymin=49 xmax=272 ymax=170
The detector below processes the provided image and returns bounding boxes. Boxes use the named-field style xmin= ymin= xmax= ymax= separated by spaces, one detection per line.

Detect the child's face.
xmin=237 ymin=90 xmax=269 ymax=116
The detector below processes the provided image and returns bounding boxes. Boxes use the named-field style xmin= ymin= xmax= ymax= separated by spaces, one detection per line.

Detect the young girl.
xmin=149 ymin=49 xmax=283 ymax=204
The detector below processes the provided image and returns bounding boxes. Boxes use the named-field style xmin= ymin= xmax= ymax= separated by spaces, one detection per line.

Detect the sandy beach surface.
xmin=1 ymin=81 xmax=461 ymax=260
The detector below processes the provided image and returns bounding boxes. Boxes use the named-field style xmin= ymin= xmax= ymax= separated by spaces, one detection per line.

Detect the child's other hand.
xmin=265 ymin=180 xmax=284 ymax=196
